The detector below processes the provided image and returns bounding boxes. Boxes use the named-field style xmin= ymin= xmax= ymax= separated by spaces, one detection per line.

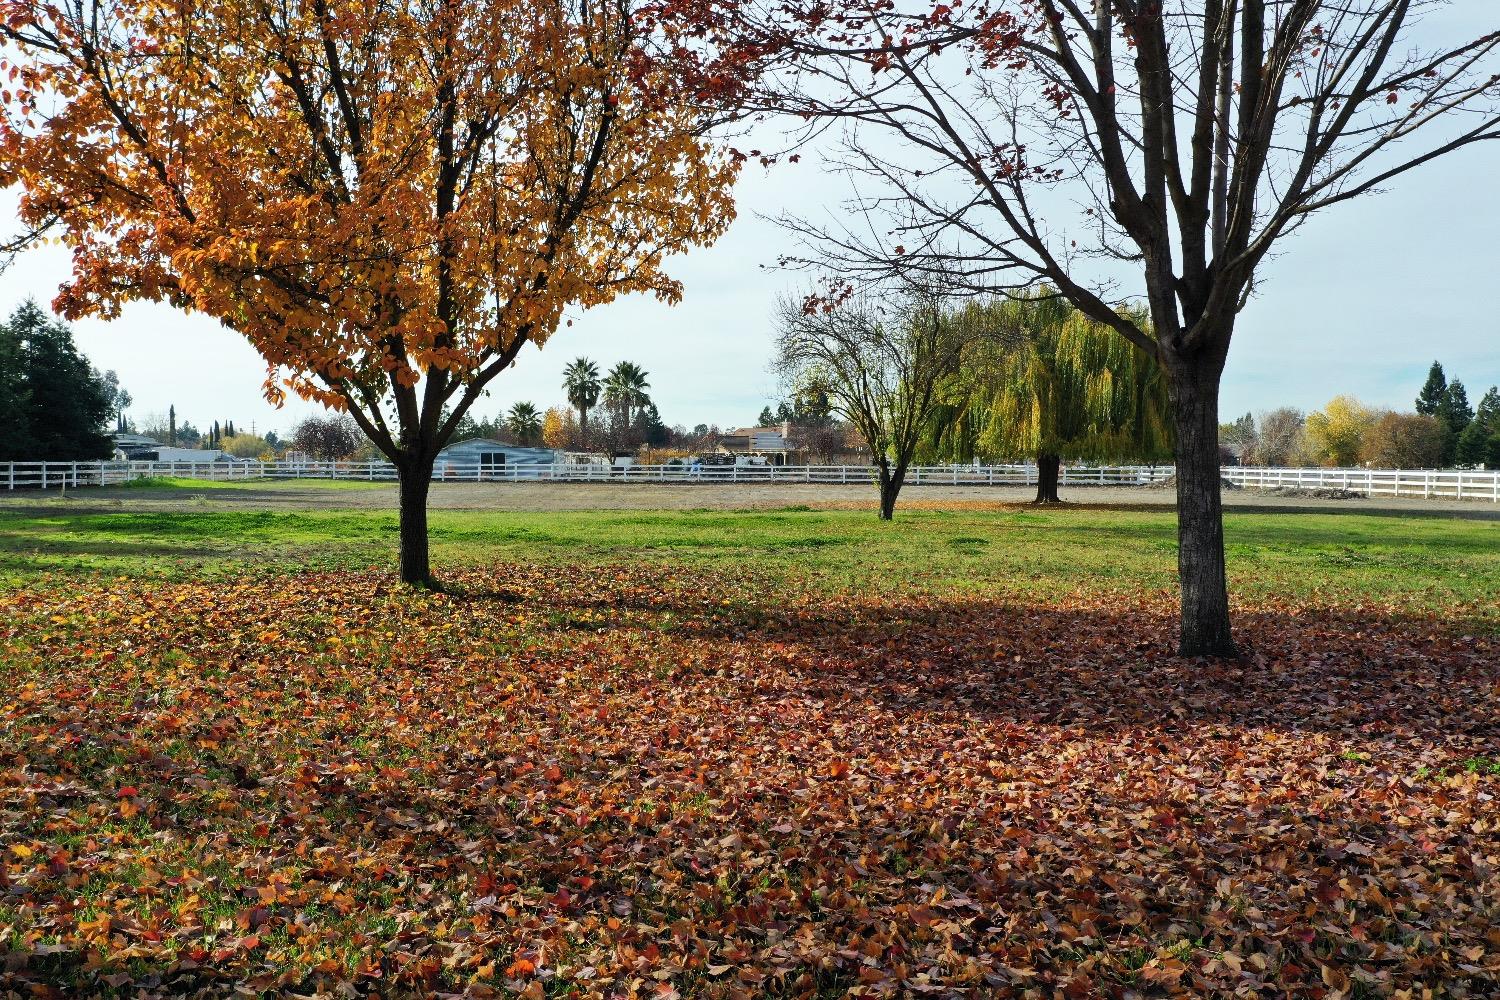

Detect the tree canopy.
xmin=0 ymin=300 xmax=114 ymax=461
xmin=927 ymin=293 xmax=1171 ymax=500
xmin=0 ymin=0 xmax=739 ymax=582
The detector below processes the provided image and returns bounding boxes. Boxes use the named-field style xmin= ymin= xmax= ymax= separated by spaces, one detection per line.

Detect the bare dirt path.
xmin=4 ymin=480 xmax=1499 ymax=519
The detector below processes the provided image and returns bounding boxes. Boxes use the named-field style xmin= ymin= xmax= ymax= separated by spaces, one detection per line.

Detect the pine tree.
xmin=0 ymin=318 xmax=35 ymax=460
xmin=7 ymin=300 xmax=114 ymax=460
xmin=1474 ymin=387 xmax=1500 ymax=432
xmin=1415 ymin=361 xmax=1447 ymax=416
xmin=1455 ymin=419 xmax=1491 ymax=467
xmin=1458 ymin=386 xmax=1500 ymax=468
xmin=1434 ymin=380 xmax=1474 ymax=467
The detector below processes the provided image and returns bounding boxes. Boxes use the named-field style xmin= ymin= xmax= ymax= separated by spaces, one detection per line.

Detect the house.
xmin=715 ymin=422 xmax=790 ymax=464
xmin=132 ymin=446 xmax=238 ymax=463
xmin=435 ymin=439 xmax=560 ymax=480
xmin=111 ymin=433 xmax=163 ymax=460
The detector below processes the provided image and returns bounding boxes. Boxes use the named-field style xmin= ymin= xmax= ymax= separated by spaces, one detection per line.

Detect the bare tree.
xmin=688 ymin=0 xmax=1500 ymax=654
xmin=774 ymin=287 xmax=972 ymax=518
xmin=1251 ymin=407 xmax=1308 ymax=466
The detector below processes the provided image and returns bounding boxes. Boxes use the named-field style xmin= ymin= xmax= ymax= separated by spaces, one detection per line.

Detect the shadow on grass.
xmin=4 ymin=567 xmax=1498 ymax=996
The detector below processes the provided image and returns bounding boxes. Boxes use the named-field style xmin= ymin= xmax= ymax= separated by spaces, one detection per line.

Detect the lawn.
xmin=1 ymin=502 xmax=1497 ymax=997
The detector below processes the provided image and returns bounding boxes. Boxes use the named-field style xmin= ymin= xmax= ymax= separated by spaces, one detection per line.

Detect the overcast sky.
xmin=2 ymin=12 xmax=1497 ymax=438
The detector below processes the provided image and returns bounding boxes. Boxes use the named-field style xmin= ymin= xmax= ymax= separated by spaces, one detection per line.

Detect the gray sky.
xmin=3 ymin=11 xmax=1497 ymax=438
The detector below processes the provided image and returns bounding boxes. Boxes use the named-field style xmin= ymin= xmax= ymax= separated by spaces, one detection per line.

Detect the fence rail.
xmin=1 ymin=460 xmax=1497 ymax=500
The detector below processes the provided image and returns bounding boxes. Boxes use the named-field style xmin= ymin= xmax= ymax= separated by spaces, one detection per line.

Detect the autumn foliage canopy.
xmin=0 ymin=0 xmax=737 ymax=451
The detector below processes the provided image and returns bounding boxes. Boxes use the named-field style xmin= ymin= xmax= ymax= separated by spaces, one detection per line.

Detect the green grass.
xmin=0 ymin=502 xmax=1495 ymax=625
xmin=117 ymin=475 xmax=385 ymax=491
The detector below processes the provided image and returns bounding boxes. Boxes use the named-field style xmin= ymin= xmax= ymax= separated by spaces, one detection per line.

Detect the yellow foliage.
xmin=1304 ymin=396 xmax=1376 ymax=467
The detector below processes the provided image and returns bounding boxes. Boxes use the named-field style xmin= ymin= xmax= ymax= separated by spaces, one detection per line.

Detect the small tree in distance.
xmin=507 ymin=403 xmax=543 ymax=446
xmin=1360 ymin=413 xmax=1447 ymax=469
xmin=292 ymin=415 xmax=362 ymax=462
xmin=1248 ymin=409 xmax=1307 ymax=468
xmin=940 ymin=291 xmax=1172 ymax=503
xmin=775 ymin=285 xmax=978 ymax=519
xmin=1415 ymin=362 xmax=1448 ymax=417
xmin=1304 ymin=396 xmax=1376 ymax=468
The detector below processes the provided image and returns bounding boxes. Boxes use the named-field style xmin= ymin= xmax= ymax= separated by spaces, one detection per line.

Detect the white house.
xmin=434 ymin=439 xmax=560 ymax=480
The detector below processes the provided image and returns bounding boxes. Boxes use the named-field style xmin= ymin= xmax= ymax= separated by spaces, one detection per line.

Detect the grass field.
xmin=1 ymin=499 xmax=1497 ymax=996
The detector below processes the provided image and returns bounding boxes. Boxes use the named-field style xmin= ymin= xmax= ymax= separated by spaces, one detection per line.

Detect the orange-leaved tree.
xmin=0 ymin=0 xmax=739 ymax=584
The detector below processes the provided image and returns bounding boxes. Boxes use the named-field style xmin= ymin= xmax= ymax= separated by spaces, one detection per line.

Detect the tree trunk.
xmin=877 ymin=461 xmax=907 ymax=520
xmin=1169 ymin=361 xmax=1236 ymax=658
xmin=398 ymin=460 xmax=434 ymax=586
xmin=1034 ymin=452 xmax=1062 ymax=503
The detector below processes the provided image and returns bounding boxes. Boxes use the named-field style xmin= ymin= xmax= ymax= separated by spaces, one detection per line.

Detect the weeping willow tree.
xmin=932 ymin=292 xmax=1172 ymax=503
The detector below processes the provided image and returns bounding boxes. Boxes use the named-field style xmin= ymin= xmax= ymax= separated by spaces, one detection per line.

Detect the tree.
xmin=563 ymin=358 xmax=603 ymax=438
xmin=1433 ymin=380 xmax=1474 ymax=465
xmin=1454 ymin=418 xmax=1492 ymax=468
xmin=697 ymin=3 xmax=1500 ymax=653
xmin=1304 ymin=396 xmax=1376 ymax=467
xmin=757 ymin=405 xmax=779 ymax=426
xmin=637 ymin=401 xmax=671 ymax=447
xmin=292 ymin=415 xmax=362 ymax=461
xmin=775 ymin=286 xmax=973 ymax=519
xmin=168 ymin=406 xmax=177 ymax=447
xmin=100 ymin=370 xmax=132 ymax=433
xmin=0 ymin=316 xmax=33 ymax=461
xmin=1360 ymin=412 xmax=1446 ymax=469
xmin=1248 ymin=408 xmax=1306 ymax=467
xmin=506 ymin=402 xmax=542 ymax=446
xmin=542 ymin=406 xmax=579 ymax=450
xmin=1415 ymin=362 xmax=1447 ymax=416
xmin=220 ymin=433 xmax=272 ymax=460
xmin=1219 ymin=413 xmax=1257 ymax=463
xmin=2 ymin=301 xmax=113 ymax=460
xmin=1 ymin=0 xmax=739 ymax=585
xmin=603 ymin=362 xmax=652 ymax=429
xmin=1455 ymin=385 xmax=1499 ymax=467
xmin=938 ymin=291 xmax=1171 ymax=502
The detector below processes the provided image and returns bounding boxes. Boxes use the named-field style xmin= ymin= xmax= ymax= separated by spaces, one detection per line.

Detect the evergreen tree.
xmin=0 ymin=318 xmax=35 ymax=460
xmin=1434 ymin=380 xmax=1473 ymax=465
xmin=1436 ymin=380 xmax=1473 ymax=434
xmin=5 ymin=300 xmax=114 ymax=460
xmin=1455 ymin=419 xmax=1491 ymax=467
xmin=1457 ymin=386 xmax=1500 ymax=467
xmin=1415 ymin=361 xmax=1447 ymax=416
xmin=1473 ymin=386 xmax=1500 ymax=432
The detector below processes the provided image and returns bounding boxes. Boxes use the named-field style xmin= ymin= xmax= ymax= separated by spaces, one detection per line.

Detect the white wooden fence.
xmin=1 ymin=460 xmax=1497 ymax=501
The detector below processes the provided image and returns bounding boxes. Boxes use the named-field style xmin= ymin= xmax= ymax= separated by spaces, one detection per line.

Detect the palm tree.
xmin=507 ymin=401 xmax=542 ymax=446
xmin=562 ymin=357 xmax=601 ymax=434
xmin=602 ymin=361 xmax=651 ymax=428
